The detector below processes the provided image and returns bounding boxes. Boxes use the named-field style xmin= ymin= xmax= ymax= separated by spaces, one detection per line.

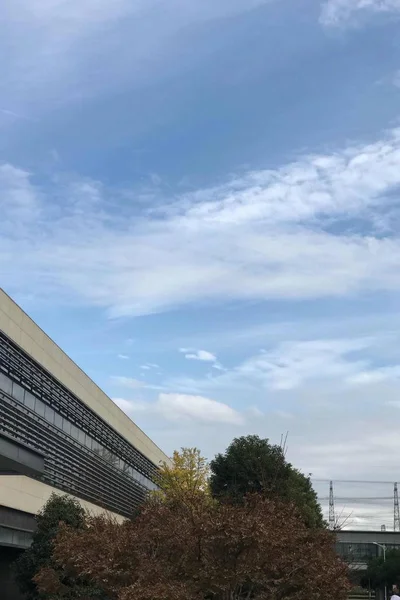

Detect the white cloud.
xmin=393 ymin=70 xmax=400 ymax=88
xmin=162 ymin=334 xmax=400 ymax=397
xmin=273 ymin=410 xmax=294 ymax=420
xmin=347 ymin=365 xmax=400 ymax=385
xmin=114 ymin=393 xmax=243 ymax=425
xmin=158 ymin=393 xmax=243 ymax=424
xmin=111 ymin=376 xmax=145 ymax=389
xmin=3 ymin=127 xmax=400 ymax=317
xmin=320 ymin=0 xmax=400 ymax=26
xmin=212 ymin=363 xmax=226 ymax=371
xmin=118 ymin=354 xmax=129 ymax=359
xmin=0 ymin=164 xmax=39 ymax=222
xmin=386 ymin=399 xmax=400 ymax=408
xmin=236 ymin=338 xmax=372 ymax=390
xmin=180 ymin=348 xmax=217 ymax=362
xmin=113 ymin=397 xmax=136 ymax=413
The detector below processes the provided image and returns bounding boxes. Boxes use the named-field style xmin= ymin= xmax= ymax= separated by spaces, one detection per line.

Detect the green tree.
xmin=210 ymin=435 xmax=323 ymax=528
xmin=14 ymin=493 xmax=98 ymax=600
xmin=361 ymin=549 xmax=400 ymax=591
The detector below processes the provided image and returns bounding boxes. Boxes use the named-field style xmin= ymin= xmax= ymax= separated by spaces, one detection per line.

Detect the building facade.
xmin=0 ymin=289 xmax=169 ymax=596
xmin=336 ymin=531 xmax=400 ymax=600
xmin=336 ymin=529 xmax=400 ymax=568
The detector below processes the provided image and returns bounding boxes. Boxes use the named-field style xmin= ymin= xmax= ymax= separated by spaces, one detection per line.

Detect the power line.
xmin=316 ymin=479 xmax=400 ymax=530
xmin=319 ymin=497 xmax=393 ymax=501
xmin=313 ymin=478 xmax=396 ymax=485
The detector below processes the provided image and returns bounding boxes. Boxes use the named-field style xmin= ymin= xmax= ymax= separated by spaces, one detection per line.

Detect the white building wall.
xmin=0 ymin=475 xmax=124 ymax=521
xmin=0 ymin=289 xmax=169 ymax=467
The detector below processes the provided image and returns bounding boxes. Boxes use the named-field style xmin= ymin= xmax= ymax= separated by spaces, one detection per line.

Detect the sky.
xmin=2 ymin=0 xmax=400 ymax=528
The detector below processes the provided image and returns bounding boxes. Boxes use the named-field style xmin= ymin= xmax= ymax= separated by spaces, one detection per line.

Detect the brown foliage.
xmin=36 ymin=496 xmax=350 ymax=600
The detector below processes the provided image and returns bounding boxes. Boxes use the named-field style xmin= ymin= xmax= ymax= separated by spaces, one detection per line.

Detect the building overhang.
xmin=0 ymin=432 xmax=44 ymax=478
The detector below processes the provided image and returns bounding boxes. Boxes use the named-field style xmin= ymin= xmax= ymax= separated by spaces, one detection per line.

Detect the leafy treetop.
xmin=210 ymin=434 xmax=324 ymax=528
xmin=155 ymin=447 xmax=211 ymax=506
xmin=14 ymin=493 xmax=99 ymax=600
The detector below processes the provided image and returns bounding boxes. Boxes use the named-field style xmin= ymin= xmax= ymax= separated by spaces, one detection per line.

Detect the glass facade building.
xmin=0 ymin=328 xmax=159 ymax=518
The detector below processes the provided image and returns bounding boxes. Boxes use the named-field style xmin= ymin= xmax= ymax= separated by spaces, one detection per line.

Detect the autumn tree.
xmin=210 ymin=435 xmax=323 ymax=528
xmin=155 ymin=447 xmax=211 ymax=506
xmin=14 ymin=493 xmax=100 ymax=600
xmin=36 ymin=494 xmax=349 ymax=600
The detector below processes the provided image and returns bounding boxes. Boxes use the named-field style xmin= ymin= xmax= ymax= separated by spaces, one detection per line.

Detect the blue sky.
xmin=2 ymin=0 xmax=400 ymax=527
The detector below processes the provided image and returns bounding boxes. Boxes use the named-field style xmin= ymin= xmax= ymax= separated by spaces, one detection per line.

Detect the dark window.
xmin=71 ymin=424 xmax=79 ymax=440
xmin=0 ymin=372 xmax=12 ymax=395
xmin=62 ymin=419 xmax=71 ymax=435
xmin=54 ymin=412 xmax=63 ymax=429
xmin=24 ymin=391 xmax=36 ymax=410
xmin=12 ymin=382 xmax=25 ymax=403
xmin=92 ymin=440 xmax=101 ymax=453
xmin=35 ymin=398 xmax=45 ymax=417
xmin=45 ymin=404 xmax=55 ymax=424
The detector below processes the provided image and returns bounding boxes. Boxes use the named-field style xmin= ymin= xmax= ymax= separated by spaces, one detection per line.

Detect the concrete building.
xmin=0 ymin=289 xmax=169 ymax=598
xmin=336 ymin=530 xmax=400 ymax=600
xmin=336 ymin=530 xmax=400 ymax=569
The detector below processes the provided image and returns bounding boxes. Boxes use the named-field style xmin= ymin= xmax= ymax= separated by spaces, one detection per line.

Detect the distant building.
xmin=336 ymin=529 xmax=400 ymax=568
xmin=0 ymin=289 xmax=169 ymax=598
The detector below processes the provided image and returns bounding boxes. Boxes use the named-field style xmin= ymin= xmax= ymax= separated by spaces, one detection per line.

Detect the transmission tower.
xmin=394 ymin=483 xmax=400 ymax=531
xmin=329 ymin=480 xmax=336 ymax=531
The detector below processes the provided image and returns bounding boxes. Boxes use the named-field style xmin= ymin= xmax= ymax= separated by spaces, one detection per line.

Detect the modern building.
xmin=336 ymin=529 xmax=400 ymax=569
xmin=336 ymin=530 xmax=400 ymax=600
xmin=0 ymin=289 xmax=169 ymax=598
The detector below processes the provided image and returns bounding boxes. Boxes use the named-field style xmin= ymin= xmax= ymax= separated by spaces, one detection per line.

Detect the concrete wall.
xmin=0 ymin=474 xmax=125 ymax=521
xmin=0 ymin=288 xmax=169 ymax=467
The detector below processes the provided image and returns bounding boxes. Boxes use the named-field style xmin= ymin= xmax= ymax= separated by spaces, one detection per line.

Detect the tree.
xmin=361 ymin=549 xmax=400 ymax=591
xmin=36 ymin=494 xmax=349 ymax=600
xmin=14 ymin=493 xmax=99 ymax=600
xmin=210 ymin=435 xmax=323 ymax=528
xmin=154 ymin=447 xmax=211 ymax=506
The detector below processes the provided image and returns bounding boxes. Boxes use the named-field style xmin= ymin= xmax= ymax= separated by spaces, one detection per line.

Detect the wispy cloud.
xmin=348 ymin=365 xmax=400 ymax=385
xmin=3 ymin=127 xmax=400 ymax=317
xmin=113 ymin=393 xmax=244 ymax=425
xmin=111 ymin=376 xmax=145 ymax=389
xmin=0 ymin=108 xmax=34 ymax=121
xmin=179 ymin=348 xmax=217 ymax=362
xmin=235 ymin=338 xmax=373 ymax=390
xmin=159 ymin=335 xmax=400 ymax=396
xmin=393 ymin=70 xmax=400 ymax=88
xmin=320 ymin=0 xmax=400 ymax=26
xmin=0 ymin=0 xmax=271 ymax=115
xmin=0 ymin=164 xmax=39 ymax=222
xmin=140 ymin=363 xmax=159 ymax=371
xmin=118 ymin=354 xmax=129 ymax=359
